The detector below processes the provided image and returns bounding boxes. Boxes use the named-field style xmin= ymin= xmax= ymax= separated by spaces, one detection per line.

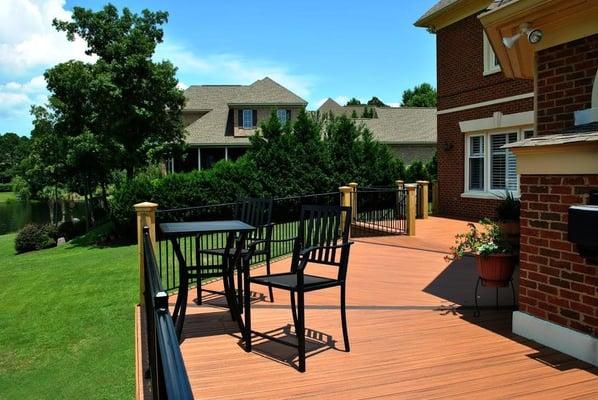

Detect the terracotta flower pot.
xmin=475 ymin=253 xmax=516 ymax=287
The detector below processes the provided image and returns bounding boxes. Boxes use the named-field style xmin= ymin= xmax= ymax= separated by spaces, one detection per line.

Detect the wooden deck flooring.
xmin=175 ymin=217 xmax=597 ymax=399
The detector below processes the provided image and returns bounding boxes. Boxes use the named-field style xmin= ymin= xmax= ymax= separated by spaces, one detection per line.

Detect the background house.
xmin=415 ymin=0 xmax=535 ymax=221
xmin=176 ymin=77 xmax=307 ymax=171
xmin=317 ymin=98 xmax=437 ymax=164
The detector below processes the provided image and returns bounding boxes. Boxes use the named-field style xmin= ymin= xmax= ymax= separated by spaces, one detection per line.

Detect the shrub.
xmin=15 ymin=224 xmax=57 ymax=254
xmin=496 ymin=191 xmax=520 ymax=222
xmin=11 ymin=176 xmax=30 ymax=200
xmin=57 ymin=218 xmax=87 ymax=241
xmin=405 ymin=161 xmax=429 ymax=182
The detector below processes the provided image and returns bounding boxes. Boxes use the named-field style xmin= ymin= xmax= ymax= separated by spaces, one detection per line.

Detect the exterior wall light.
xmin=502 ymin=23 xmax=543 ymax=48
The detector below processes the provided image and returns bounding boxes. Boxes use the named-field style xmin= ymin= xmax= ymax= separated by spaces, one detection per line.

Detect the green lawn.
xmin=0 ymin=191 xmax=16 ymax=202
xmin=0 ymin=231 xmax=137 ymax=399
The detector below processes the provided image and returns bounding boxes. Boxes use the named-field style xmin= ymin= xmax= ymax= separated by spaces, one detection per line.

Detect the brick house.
xmin=480 ymin=0 xmax=597 ymax=365
xmin=415 ymin=0 xmax=535 ymax=220
xmin=174 ymin=77 xmax=307 ymax=171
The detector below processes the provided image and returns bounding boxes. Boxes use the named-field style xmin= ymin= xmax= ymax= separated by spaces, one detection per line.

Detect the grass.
xmin=0 ymin=191 xmax=16 ymax=202
xmin=0 ymin=227 xmax=137 ymax=399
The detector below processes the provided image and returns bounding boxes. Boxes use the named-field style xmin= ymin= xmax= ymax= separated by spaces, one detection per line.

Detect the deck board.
xmin=175 ymin=217 xmax=597 ymax=399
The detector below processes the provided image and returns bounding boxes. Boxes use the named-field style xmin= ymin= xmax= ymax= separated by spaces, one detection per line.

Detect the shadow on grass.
xmin=67 ymin=222 xmax=134 ymax=249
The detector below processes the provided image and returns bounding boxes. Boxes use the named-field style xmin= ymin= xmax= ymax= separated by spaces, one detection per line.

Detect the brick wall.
xmin=435 ymin=13 xmax=533 ymax=220
xmin=536 ymin=34 xmax=598 ymax=136
xmin=519 ymin=175 xmax=598 ymax=336
xmin=436 ymin=14 xmax=533 ymax=111
xmin=436 ymin=97 xmax=533 ymax=220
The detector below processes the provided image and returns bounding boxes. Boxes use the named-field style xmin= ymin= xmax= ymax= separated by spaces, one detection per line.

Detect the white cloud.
xmin=0 ymin=75 xmax=47 ymax=123
xmin=0 ymin=0 xmax=93 ymax=75
xmin=156 ymin=43 xmax=315 ymax=100
xmin=388 ymin=102 xmax=402 ymax=108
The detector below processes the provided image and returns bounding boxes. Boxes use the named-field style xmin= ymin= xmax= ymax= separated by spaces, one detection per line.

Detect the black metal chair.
xmin=196 ymin=198 xmax=274 ymax=306
xmin=246 ymin=204 xmax=353 ymax=372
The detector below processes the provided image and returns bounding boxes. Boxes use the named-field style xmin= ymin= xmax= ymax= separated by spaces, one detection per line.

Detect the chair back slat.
xmin=235 ymin=197 xmax=273 ymax=239
xmin=293 ymin=204 xmax=351 ymax=279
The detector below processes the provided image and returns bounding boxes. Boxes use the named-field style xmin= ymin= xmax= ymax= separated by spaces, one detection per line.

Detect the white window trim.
xmin=242 ymin=109 xmax=253 ymax=129
xmin=483 ymin=32 xmax=501 ymax=76
xmin=463 ymin=127 xmax=534 ymax=199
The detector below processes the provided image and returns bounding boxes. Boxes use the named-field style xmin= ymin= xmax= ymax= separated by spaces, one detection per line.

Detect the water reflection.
xmin=0 ymin=200 xmax=86 ymax=235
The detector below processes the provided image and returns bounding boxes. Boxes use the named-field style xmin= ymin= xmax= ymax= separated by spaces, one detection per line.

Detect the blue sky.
xmin=0 ymin=0 xmax=437 ymax=136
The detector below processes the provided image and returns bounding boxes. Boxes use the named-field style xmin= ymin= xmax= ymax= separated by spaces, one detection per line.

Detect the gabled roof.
xmin=317 ymin=102 xmax=437 ymax=145
xmin=183 ymin=77 xmax=307 ymax=145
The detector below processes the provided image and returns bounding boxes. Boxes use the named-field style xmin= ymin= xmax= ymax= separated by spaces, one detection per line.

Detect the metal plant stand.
xmin=473 ymin=277 xmax=517 ymax=318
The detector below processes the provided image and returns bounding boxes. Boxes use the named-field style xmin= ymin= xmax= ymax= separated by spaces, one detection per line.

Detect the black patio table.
xmin=159 ymin=220 xmax=256 ymax=340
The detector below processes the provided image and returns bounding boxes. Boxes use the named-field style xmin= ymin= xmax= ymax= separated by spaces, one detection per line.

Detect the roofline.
xmin=227 ymin=102 xmax=308 ymax=107
xmin=414 ymin=0 xmax=491 ymax=31
xmin=381 ymin=141 xmax=437 ymax=145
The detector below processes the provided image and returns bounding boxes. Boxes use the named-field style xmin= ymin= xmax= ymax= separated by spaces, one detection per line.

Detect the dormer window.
xmin=243 ymin=109 xmax=253 ymax=129
xmin=483 ymin=32 xmax=501 ymax=76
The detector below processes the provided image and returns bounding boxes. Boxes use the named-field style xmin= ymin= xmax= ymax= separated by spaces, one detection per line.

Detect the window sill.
xmin=483 ymin=68 xmax=501 ymax=76
xmin=461 ymin=191 xmax=520 ymax=200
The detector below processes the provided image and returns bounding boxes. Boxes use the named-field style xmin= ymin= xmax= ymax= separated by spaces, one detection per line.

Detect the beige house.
xmin=174 ymin=77 xmax=307 ymax=171
xmin=317 ymin=98 xmax=437 ymax=164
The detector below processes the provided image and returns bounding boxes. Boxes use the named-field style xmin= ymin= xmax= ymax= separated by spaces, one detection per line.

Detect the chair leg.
xmin=222 ymin=268 xmax=236 ymax=321
xmin=266 ymin=254 xmax=274 ymax=302
xmin=237 ymin=259 xmax=243 ymax=313
xmin=290 ymin=290 xmax=298 ymax=327
xmin=340 ymin=284 xmax=350 ymax=352
xmin=297 ymin=289 xmax=306 ymax=373
xmin=196 ymin=268 xmax=202 ymax=305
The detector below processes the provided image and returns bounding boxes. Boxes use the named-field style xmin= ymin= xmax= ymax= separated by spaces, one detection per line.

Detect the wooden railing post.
xmin=395 ymin=180 xmax=404 ymax=190
xmin=405 ymin=184 xmax=417 ymax=236
xmin=134 ymin=202 xmax=158 ymax=305
xmin=339 ymin=186 xmax=352 ymax=235
xmin=348 ymin=182 xmax=358 ymax=222
xmin=416 ymin=180 xmax=429 ymax=219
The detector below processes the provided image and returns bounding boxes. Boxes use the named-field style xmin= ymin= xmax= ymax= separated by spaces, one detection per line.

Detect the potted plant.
xmin=446 ymin=220 xmax=516 ymax=287
xmin=495 ymin=191 xmax=520 ymax=248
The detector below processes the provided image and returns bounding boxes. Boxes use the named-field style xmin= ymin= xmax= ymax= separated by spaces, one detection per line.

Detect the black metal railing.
xmin=142 ymin=227 xmax=194 ymax=399
xmin=353 ymin=186 xmax=407 ymax=236
xmin=416 ymin=184 xmax=423 ymax=219
xmin=155 ymin=192 xmax=339 ymax=292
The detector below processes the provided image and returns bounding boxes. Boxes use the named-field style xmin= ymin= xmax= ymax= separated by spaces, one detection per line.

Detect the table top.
xmin=159 ymin=220 xmax=255 ymax=237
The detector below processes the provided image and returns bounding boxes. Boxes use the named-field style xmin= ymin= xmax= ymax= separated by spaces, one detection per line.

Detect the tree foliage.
xmin=366 ymin=96 xmax=387 ymax=107
xmin=346 ymin=97 xmax=362 ymax=106
xmin=401 ymin=83 xmax=437 ymax=107
xmin=0 ymin=132 xmax=30 ymax=183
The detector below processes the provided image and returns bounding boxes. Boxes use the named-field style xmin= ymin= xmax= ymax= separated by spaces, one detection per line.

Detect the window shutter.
xmin=237 ymin=110 xmax=243 ymax=127
xmin=286 ymin=109 xmax=291 ymax=122
xmin=252 ymin=110 xmax=258 ymax=127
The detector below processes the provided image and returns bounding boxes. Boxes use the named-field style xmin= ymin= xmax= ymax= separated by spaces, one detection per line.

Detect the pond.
xmin=0 ymin=199 xmax=87 ymax=235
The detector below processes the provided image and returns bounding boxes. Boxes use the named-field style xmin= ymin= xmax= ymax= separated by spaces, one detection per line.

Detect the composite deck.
xmin=174 ymin=217 xmax=598 ymax=399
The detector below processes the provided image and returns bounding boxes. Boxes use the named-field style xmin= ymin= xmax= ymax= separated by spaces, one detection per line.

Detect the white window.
xmin=469 ymin=136 xmax=485 ymax=190
xmin=242 ymin=109 xmax=253 ymax=129
xmin=277 ymin=109 xmax=288 ymax=124
xmin=464 ymin=127 xmax=533 ymax=197
xmin=483 ymin=32 xmax=501 ymax=76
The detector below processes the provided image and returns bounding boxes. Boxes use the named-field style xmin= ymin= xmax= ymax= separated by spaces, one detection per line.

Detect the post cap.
xmin=348 ymin=182 xmax=358 ymax=187
xmin=339 ymin=186 xmax=352 ymax=193
xmin=134 ymin=202 xmax=159 ymax=212
xmin=404 ymin=183 xmax=417 ymax=190
xmin=416 ymin=180 xmax=430 ymax=184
